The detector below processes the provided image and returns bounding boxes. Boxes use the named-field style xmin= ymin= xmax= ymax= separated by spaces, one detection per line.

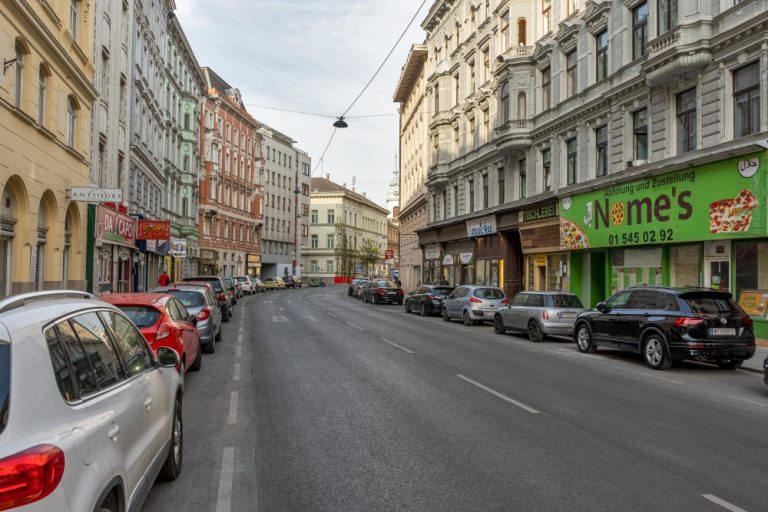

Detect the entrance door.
xmin=705 ymin=258 xmax=730 ymax=292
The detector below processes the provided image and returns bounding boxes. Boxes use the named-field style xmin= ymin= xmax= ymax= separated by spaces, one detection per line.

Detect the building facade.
xmin=303 ymin=177 xmax=389 ymax=282
xmin=199 ymin=68 xmax=263 ymax=277
xmin=0 ymin=0 xmax=96 ymax=295
xmin=417 ymin=0 xmax=768 ymax=333
xmin=394 ymin=44 xmax=430 ymax=292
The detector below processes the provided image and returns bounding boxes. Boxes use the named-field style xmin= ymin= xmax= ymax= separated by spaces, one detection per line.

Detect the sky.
xmin=176 ymin=0 xmax=432 ymax=209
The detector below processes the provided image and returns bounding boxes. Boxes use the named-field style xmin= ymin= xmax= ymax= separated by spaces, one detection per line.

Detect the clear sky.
xmin=176 ymin=0 xmax=431 ymax=209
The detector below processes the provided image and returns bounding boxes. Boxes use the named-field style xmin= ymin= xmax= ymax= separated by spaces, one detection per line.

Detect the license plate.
xmin=559 ymin=312 xmax=576 ymax=319
xmin=709 ymin=328 xmax=736 ymax=336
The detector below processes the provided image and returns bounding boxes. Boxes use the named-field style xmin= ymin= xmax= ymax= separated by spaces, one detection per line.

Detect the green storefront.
xmin=560 ymin=151 xmax=768 ymax=338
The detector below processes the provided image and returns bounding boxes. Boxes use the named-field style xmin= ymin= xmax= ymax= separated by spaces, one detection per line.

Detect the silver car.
xmin=494 ymin=291 xmax=586 ymax=341
xmin=442 ymin=285 xmax=507 ymax=325
xmin=154 ymin=284 xmax=223 ymax=351
xmin=235 ymin=275 xmax=255 ymax=294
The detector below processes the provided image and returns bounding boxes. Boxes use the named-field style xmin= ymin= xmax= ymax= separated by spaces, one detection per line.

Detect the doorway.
xmin=705 ymin=258 xmax=730 ymax=291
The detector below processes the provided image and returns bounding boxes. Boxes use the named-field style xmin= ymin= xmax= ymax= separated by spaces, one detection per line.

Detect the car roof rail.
xmin=0 ymin=290 xmax=97 ymax=314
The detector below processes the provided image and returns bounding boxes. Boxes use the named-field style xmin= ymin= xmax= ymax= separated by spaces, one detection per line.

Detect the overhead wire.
xmin=244 ymin=103 xmax=397 ymax=119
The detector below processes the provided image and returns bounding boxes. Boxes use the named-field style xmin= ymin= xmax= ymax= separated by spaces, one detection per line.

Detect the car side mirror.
xmin=157 ymin=347 xmax=180 ymax=368
xmin=596 ymin=302 xmax=608 ymax=313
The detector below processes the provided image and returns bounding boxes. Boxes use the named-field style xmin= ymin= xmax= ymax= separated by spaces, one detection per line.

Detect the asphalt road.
xmin=142 ymin=286 xmax=768 ymax=512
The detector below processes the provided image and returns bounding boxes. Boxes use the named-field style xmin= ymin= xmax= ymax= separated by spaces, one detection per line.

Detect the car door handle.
xmin=108 ymin=425 xmax=120 ymax=441
xmin=144 ymin=397 xmax=153 ymax=410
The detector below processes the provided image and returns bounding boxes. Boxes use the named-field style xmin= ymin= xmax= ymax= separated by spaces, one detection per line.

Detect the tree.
xmin=334 ymin=223 xmax=356 ymax=278
xmin=358 ymin=239 xmax=381 ymax=275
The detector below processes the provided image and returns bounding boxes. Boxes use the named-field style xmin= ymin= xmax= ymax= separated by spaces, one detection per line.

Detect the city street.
xmin=143 ymin=286 xmax=768 ymax=512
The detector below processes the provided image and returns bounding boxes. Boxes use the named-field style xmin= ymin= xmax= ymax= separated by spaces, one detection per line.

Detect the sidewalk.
xmin=744 ymin=340 xmax=768 ymax=373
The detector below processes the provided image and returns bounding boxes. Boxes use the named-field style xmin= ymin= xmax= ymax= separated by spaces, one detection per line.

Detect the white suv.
xmin=0 ymin=291 xmax=183 ymax=512
xmin=234 ymin=275 xmax=255 ymax=294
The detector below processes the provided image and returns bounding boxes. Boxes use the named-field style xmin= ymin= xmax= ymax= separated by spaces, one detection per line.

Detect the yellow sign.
xmin=536 ymin=254 xmax=547 ymax=266
xmin=738 ymin=290 xmax=768 ymax=317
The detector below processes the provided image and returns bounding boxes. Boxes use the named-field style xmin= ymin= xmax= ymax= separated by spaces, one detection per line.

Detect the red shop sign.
xmin=97 ymin=205 xmax=136 ymax=246
xmin=137 ymin=220 xmax=171 ymax=240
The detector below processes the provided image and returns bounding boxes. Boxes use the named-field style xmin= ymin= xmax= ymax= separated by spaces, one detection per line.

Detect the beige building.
xmin=0 ymin=0 xmax=96 ymax=295
xmin=394 ymin=44 xmax=429 ymax=292
xmin=303 ymin=177 xmax=389 ymax=282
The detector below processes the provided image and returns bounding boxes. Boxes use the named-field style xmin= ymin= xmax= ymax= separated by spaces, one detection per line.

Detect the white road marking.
xmin=286 ymin=300 xmax=292 ymax=304
xmin=264 ymin=300 xmax=273 ymax=304
xmin=457 ymin=374 xmax=540 ymax=414
xmin=702 ymin=494 xmax=748 ymax=512
xmin=381 ymin=338 xmax=414 ymax=354
xmin=326 ymin=312 xmax=337 ymax=318
xmin=236 ymin=346 xmax=242 ymax=358
xmin=215 ymin=447 xmax=236 ymax=512
xmin=272 ymin=315 xmax=288 ymax=322
xmin=237 ymin=334 xmax=243 ymax=344
xmin=346 ymin=322 xmax=364 ymax=331
xmin=233 ymin=363 xmax=241 ymax=381
xmin=305 ymin=315 xmax=317 ymax=322
xmin=227 ymin=391 xmax=238 ymax=425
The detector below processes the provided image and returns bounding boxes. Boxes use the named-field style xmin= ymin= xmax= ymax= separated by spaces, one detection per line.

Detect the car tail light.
xmin=542 ymin=310 xmax=549 ymax=320
xmin=377 ymin=288 xmax=386 ymax=295
xmin=742 ymin=316 xmax=753 ymax=327
xmin=217 ymin=292 xmax=227 ymax=302
xmin=501 ymin=298 xmax=509 ymax=305
xmin=398 ymin=290 xmax=404 ymax=295
xmin=156 ymin=323 xmax=172 ymax=341
xmin=672 ymin=317 xmax=704 ymax=327
xmin=0 ymin=445 xmax=65 ymax=510
xmin=197 ymin=308 xmax=211 ymax=321
xmin=424 ymin=295 xmax=432 ymax=302
xmin=469 ymin=296 xmax=482 ymax=303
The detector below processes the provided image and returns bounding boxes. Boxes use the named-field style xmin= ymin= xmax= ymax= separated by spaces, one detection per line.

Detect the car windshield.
xmin=473 ymin=288 xmax=504 ymax=300
xmin=167 ymin=290 xmax=205 ymax=308
xmin=685 ymin=295 xmax=737 ymax=316
xmin=551 ymin=295 xmax=583 ymax=308
xmin=185 ymin=278 xmax=222 ymax=292
xmin=431 ymin=287 xmax=454 ymax=295
xmin=119 ymin=306 xmax=162 ymax=328
xmin=236 ymin=277 xmax=248 ymax=282
xmin=376 ymin=281 xmax=395 ymax=288
xmin=0 ymin=343 xmax=8 ymax=436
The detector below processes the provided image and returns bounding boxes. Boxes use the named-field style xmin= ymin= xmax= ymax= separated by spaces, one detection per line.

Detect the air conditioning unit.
xmin=632 ymin=159 xmax=647 ymax=167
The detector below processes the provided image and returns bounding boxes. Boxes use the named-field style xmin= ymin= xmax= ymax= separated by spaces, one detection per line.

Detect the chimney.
xmin=363 ymin=192 xmax=366 ymax=197
xmin=343 ymin=183 xmax=346 ymax=188
xmin=326 ymin=173 xmax=330 ymax=180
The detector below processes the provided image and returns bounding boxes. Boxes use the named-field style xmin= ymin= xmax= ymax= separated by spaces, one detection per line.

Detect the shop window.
xmin=671 ymin=244 xmax=701 ymax=287
xmin=611 ymin=248 xmax=663 ymax=293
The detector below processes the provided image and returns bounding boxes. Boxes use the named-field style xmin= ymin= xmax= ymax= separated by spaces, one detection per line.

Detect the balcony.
xmin=642 ymin=26 xmax=711 ymax=87
xmin=494 ymin=119 xmax=532 ymax=154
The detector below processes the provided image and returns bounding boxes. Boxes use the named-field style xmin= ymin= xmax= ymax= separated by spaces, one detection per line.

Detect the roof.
xmin=310 ymin=177 xmax=389 ymax=214
xmin=0 ymin=295 xmax=122 ymax=338
xmin=393 ymin=45 xmax=428 ymax=103
xmin=100 ymin=293 xmax=168 ymax=307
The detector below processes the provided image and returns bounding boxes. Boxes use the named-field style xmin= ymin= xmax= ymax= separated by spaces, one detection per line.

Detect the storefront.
xmin=422 ymin=244 xmax=441 ymax=285
xmin=247 ymin=253 xmax=261 ymax=277
xmin=519 ymin=201 xmax=571 ymax=294
xmin=560 ymin=151 xmax=768 ymax=332
xmin=200 ymin=249 xmax=218 ymax=275
xmin=92 ymin=205 xmax=137 ymax=295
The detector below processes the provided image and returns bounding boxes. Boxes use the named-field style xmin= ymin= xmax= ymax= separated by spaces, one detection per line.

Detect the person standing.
xmin=158 ymin=270 xmax=171 ymax=286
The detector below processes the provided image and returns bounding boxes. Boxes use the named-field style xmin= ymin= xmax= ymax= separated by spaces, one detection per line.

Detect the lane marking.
xmin=264 ymin=300 xmax=273 ymax=304
xmin=237 ymin=334 xmax=243 ymax=344
xmin=286 ymin=300 xmax=292 ymax=304
xmin=702 ymin=494 xmax=748 ymax=512
xmin=381 ymin=338 xmax=414 ymax=354
xmin=236 ymin=346 xmax=242 ymax=358
xmin=326 ymin=312 xmax=337 ymax=318
xmin=457 ymin=374 xmax=540 ymax=414
xmin=346 ymin=322 xmax=364 ymax=331
xmin=233 ymin=363 xmax=241 ymax=382
xmin=305 ymin=315 xmax=317 ymax=322
xmin=227 ymin=391 xmax=238 ymax=425
xmin=272 ymin=315 xmax=288 ymax=323
xmin=215 ymin=447 xmax=236 ymax=512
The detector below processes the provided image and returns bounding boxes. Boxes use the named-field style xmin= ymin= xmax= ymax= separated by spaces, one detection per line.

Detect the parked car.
xmin=494 ymin=292 xmax=586 ymax=341
xmin=223 ymin=277 xmax=239 ymax=305
xmin=353 ymin=278 xmax=370 ymax=298
xmin=235 ymin=275 xmax=255 ymax=294
xmin=442 ymin=285 xmax=508 ymax=325
xmin=0 ymin=291 xmax=183 ymax=512
xmin=764 ymin=355 xmax=768 ymax=386
xmin=181 ymin=276 xmax=232 ymax=322
xmin=101 ymin=293 xmax=202 ymax=382
xmin=404 ymin=285 xmax=455 ymax=316
xmin=264 ymin=277 xmax=285 ymax=290
xmin=348 ymin=278 xmax=365 ymax=296
xmin=573 ymin=286 xmax=756 ymax=370
xmin=154 ymin=284 xmax=223 ymax=351
xmin=252 ymin=277 xmax=266 ymax=293
xmin=283 ymin=275 xmax=298 ymax=289
xmin=362 ymin=280 xmax=404 ymax=305
xmin=293 ymin=275 xmax=302 ymax=288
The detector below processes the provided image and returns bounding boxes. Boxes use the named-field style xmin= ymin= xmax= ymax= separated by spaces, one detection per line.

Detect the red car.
xmin=101 ymin=293 xmax=202 ymax=385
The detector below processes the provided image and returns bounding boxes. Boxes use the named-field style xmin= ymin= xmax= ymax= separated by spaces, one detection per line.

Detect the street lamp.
xmin=293 ymin=186 xmax=301 ymax=276
xmin=333 ymin=116 xmax=348 ymax=128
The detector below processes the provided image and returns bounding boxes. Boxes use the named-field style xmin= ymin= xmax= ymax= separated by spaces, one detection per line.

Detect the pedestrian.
xmin=158 ymin=270 xmax=171 ymax=286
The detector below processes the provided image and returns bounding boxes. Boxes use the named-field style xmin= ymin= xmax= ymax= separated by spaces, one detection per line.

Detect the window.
xmin=471 ymin=7 xmax=477 ymax=32
xmin=442 ymin=190 xmax=447 ymax=218
xmin=498 ymin=167 xmax=506 ymax=204
xmin=453 ymin=184 xmax=459 ymax=216
xmin=519 ymin=159 xmax=527 ymax=198
xmin=596 ymin=125 xmax=608 ymax=177
xmin=676 ymin=88 xmax=696 ymax=154
xmin=327 ymin=234 xmax=335 ymax=249
xmin=454 ymin=74 xmax=460 ymax=105
xmin=542 ymin=148 xmax=552 ymax=191
xmin=734 ymin=62 xmax=760 ymax=138
xmin=541 ymin=67 xmax=551 ymax=110
xmin=542 ymin=0 xmax=552 ymax=33
xmin=657 ymin=0 xmax=678 ymax=34
xmin=482 ymin=175 xmax=489 ymax=209
xmin=102 ymin=311 xmax=154 ymax=376
xmin=501 ymin=12 xmax=510 ymax=49
xmin=469 ymin=117 xmax=476 ymax=149
xmin=566 ymin=50 xmax=577 ymax=98
xmin=38 ymin=65 xmax=48 ymax=125
xmin=454 ymin=125 xmax=460 ymax=156
xmin=327 ymin=260 xmax=335 ymax=274
xmin=468 ymin=179 xmax=475 ymax=212
xmin=518 ymin=18 xmax=527 ymax=46
xmin=633 ymin=2 xmax=648 ymax=59
xmin=482 ymin=109 xmax=490 ymax=143
xmin=633 ymin=108 xmax=648 ymax=160
xmin=311 ymin=235 xmax=318 ymax=248
xmin=500 ymin=83 xmax=510 ymax=123
xmin=434 ymin=85 xmax=440 ymax=113
xmin=566 ymin=138 xmax=578 ymax=185
xmin=70 ymin=0 xmax=80 ymax=42
xmin=517 ymin=93 xmax=527 ymax=120
xmin=469 ymin=61 xmax=476 ymax=94
xmin=68 ymin=313 xmax=124 ymax=393
xmin=327 ymin=209 xmax=335 ymax=224
xmin=483 ymin=49 xmax=490 ymax=83
xmin=13 ymin=42 xmax=24 ymax=109
xmin=45 ymin=328 xmax=77 ymax=401
xmin=66 ymin=96 xmax=78 ymax=148
xmin=311 ymin=260 xmax=318 ymax=272
xmin=596 ymin=31 xmax=608 ymax=82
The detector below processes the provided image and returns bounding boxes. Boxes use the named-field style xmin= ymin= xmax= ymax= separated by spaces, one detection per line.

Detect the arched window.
xmin=518 ymin=18 xmax=528 ymax=46
xmin=66 ymin=96 xmax=78 ymax=148
xmin=500 ymin=83 xmax=510 ymax=124
xmin=14 ymin=41 xmax=25 ymax=108
xmin=517 ymin=92 xmax=527 ymax=120
xmin=38 ymin=65 xmax=49 ymax=125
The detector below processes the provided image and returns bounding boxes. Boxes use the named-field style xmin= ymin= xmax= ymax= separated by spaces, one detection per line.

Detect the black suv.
xmin=573 ymin=287 xmax=755 ymax=370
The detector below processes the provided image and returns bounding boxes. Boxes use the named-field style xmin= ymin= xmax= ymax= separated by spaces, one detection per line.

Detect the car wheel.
xmin=372 ymin=296 xmax=377 ymax=305
xmin=189 ymin=344 xmax=202 ymax=371
xmin=158 ymin=396 xmax=183 ymax=481
xmin=527 ymin=321 xmax=544 ymax=342
xmin=222 ymin=307 xmax=230 ymax=323
xmin=96 ymin=491 xmax=120 ymax=512
xmin=442 ymin=308 xmax=451 ymax=322
xmin=203 ymin=340 xmax=215 ymax=354
xmin=716 ymin=359 xmax=743 ymax=370
xmin=215 ymin=327 xmax=222 ymax=342
xmin=404 ymin=302 xmax=411 ymax=313
xmin=643 ymin=333 xmax=672 ymax=370
xmin=575 ymin=324 xmax=596 ymax=353
xmin=493 ymin=315 xmax=506 ymax=334
xmin=463 ymin=311 xmax=474 ymax=326
xmin=178 ymin=360 xmax=186 ymax=391
xmin=419 ymin=303 xmax=427 ymax=317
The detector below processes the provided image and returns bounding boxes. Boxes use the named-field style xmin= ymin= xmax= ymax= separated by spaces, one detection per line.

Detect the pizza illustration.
xmin=709 ymin=188 xmax=758 ymax=234
xmin=610 ymin=202 xmax=625 ymax=226
xmin=560 ymin=219 xmax=589 ymax=249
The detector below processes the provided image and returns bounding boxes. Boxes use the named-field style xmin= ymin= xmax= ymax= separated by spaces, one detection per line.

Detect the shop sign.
xmin=466 ymin=215 xmax=497 ymax=237
xmin=137 ymin=220 xmax=171 ymax=240
xmin=737 ymin=290 xmax=768 ymax=317
xmin=96 ymin=205 xmax=135 ymax=246
xmin=70 ymin=187 xmax=122 ymax=203
xmin=559 ymin=152 xmax=768 ymax=250
xmin=536 ymin=254 xmax=547 ymax=266
xmin=424 ymin=244 xmax=441 ymax=260
xmin=521 ymin=202 xmax=558 ymax=224
xmin=459 ymin=252 xmax=474 ymax=264
xmin=169 ymin=238 xmax=187 ymax=258
xmin=385 ymin=249 xmax=395 ymax=261
xmin=247 ymin=254 xmax=261 ymax=264
xmin=442 ymin=254 xmax=454 ymax=265
xmin=201 ymin=249 xmax=216 ymax=261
